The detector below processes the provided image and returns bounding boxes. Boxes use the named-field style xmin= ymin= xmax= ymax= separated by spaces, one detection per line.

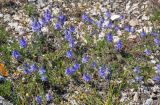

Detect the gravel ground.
xmin=0 ymin=0 xmax=160 ymax=105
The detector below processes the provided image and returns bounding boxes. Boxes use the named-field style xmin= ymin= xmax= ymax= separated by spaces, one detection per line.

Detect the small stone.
xmin=110 ymin=14 xmax=121 ymax=21
xmin=133 ymin=92 xmax=139 ymax=102
xmin=113 ymin=36 xmax=120 ymax=43
xmin=0 ymin=13 xmax=3 ymax=18
xmin=28 ymin=0 xmax=36 ymax=2
xmin=4 ymin=14 xmax=11 ymax=22
xmin=13 ymin=15 xmax=21 ymax=21
xmin=8 ymin=22 xmax=18 ymax=29
xmin=129 ymin=19 xmax=139 ymax=27
xmin=37 ymin=0 xmax=47 ymax=8
xmin=142 ymin=15 xmax=149 ymax=21
xmin=41 ymin=27 xmax=48 ymax=33
xmin=152 ymin=85 xmax=160 ymax=94
xmin=147 ymin=79 xmax=155 ymax=86
xmin=145 ymin=98 xmax=153 ymax=105
xmin=151 ymin=60 xmax=156 ymax=64
xmin=70 ymin=100 xmax=78 ymax=105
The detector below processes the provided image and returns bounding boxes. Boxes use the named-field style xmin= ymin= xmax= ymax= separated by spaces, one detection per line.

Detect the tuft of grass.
xmin=0 ymin=81 xmax=11 ymax=100
xmin=24 ymin=4 xmax=37 ymax=17
xmin=150 ymin=10 xmax=160 ymax=21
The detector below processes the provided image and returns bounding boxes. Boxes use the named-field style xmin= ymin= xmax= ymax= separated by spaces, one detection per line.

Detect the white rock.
xmin=110 ymin=14 xmax=121 ymax=21
xmin=37 ymin=0 xmax=46 ymax=8
xmin=143 ymin=27 xmax=152 ymax=33
xmin=70 ymin=100 xmax=78 ymax=105
xmin=152 ymin=85 xmax=160 ymax=93
xmin=98 ymin=31 xmax=105 ymax=39
xmin=117 ymin=30 xmax=122 ymax=36
xmin=0 ymin=13 xmax=3 ymax=18
xmin=52 ymin=8 xmax=59 ymax=15
xmin=113 ymin=36 xmax=120 ymax=43
xmin=8 ymin=22 xmax=18 ymax=28
xmin=13 ymin=15 xmax=21 ymax=21
xmin=150 ymin=60 xmax=156 ymax=64
xmin=127 ymin=35 xmax=137 ymax=40
xmin=133 ymin=92 xmax=139 ymax=102
xmin=142 ymin=15 xmax=149 ymax=21
xmin=144 ymin=98 xmax=153 ymax=105
xmin=125 ymin=1 xmax=131 ymax=11
xmin=147 ymin=79 xmax=155 ymax=85
xmin=4 ymin=14 xmax=11 ymax=22
xmin=41 ymin=27 xmax=49 ymax=33
xmin=129 ymin=19 xmax=139 ymax=27
xmin=102 ymin=20 xmax=109 ymax=28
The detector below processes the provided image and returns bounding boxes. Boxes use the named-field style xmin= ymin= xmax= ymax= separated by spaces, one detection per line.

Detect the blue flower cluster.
xmin=31 ymin=9 xmax=51 ymax=32
xmin=133 ymin=66 xmax=143 ymax=82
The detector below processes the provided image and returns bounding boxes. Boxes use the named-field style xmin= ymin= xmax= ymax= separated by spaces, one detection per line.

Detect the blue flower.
xmin=150 ymin=32 xmax=158 ymax=37
xmin=124 ymin=26 xmax=134 ymax=33
xmin=69 ymin=25 xmax=75 ymax=33
xmin=31 ymin=18 xmax=41 ymax=32
xmin=41 ymin=75 xmax=47 ymax=81
xmin=156 ymin=64 xmax=160 ymax=73
xmin=91 ymin=61 xmax=96 ymax=68
xmin=98 ymin=66 xmax=109 ymax=78
xmin=65 ymin=67 xmax=74 ymax=76
xmin=24 ymin=69 xmax=30 ymax=75
xmin=154 ymin=38 xmax=159 ymax=46
xmin=58 ymin=13 xmax=66 ymax=25
xmin=12 ymin=50 xmax=21 ymax=60
xmin=44 ymin=9 xmax=51 ymax=22
xmin=114 ymin=26 xmax=120 ymax=31
xmin=130 ymin=27 xmax=135 ymax=33
xmin=73 ymin=63 xmax=80 ymax=71
xmin=124 ymin=25 xmax=130 ymax=32
xmin=106 ymin=20 xmax=112 ymax=28
xmin=46 ymin=93 xmax=52 ymax=102
xmin=55 ymin=22 xmax=62 ymax=30
xmin=140 ymin=31 xmax=146 ymax=38
xmin=66 ymin=50 xmax=73 ymax=58
xmin=35 ymin=96 xmax=42 ymax=104
xmin=105 ymin=11 xmax=111 ymax=18
xmin=144 ymin=49 xmax=151 ymax=55
xmin=83 ymin=74 xmax=91 ymax=82
xmin=152 ymin=75 xmax=160 ymax=82
xmin=135 ymin=76 xmax=143 ymax=82
xmin=115 ymin=40 xmax=122 ymax=51
xmin=106 ymin=32 xmax=113 ymax=42
xmin=23 ymin=63 xmax=30 ymax=68
xmin=39 ymin=66 xmax=46 ymax=75
xmin=41 ymin=16 xmax=47 ymax=25
xmin=19 ymin=37 xmax=27 ymax=48
xmin=118 ymin=15 xmax=124 ymax=20
xmin=96 ymin=21 xmax=103 ymax=29
xmin=133 ymin=66 xmax=141 ymax=74
xmin=82 ymin=13 xmax=93 ymax=23
xmin=69 ymin=40 xmax=75 ymax=48
xmin=29 ymin=64 xmax=38 ymax=72
xmin=64 ymin=30 xmax=72 ymax=42
xmin=82 ymin=55 xmax=89 ymax=63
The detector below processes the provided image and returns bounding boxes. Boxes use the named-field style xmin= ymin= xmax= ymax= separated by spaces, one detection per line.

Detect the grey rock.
xmin=3 ymin=14 xmax=11 ymax=22
xmin=0 ymin=96 xmax=13 ymax=105
xmin=145 ymin=98 xmax=153 ymax=105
